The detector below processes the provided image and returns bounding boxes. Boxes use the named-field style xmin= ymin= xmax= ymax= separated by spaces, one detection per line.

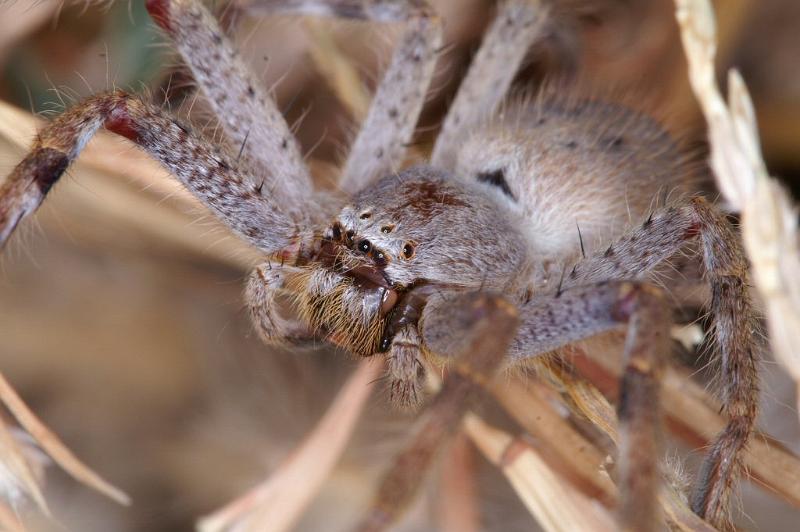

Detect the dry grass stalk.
xmin=0 ymin=415 xmax=47 ymax=514
xmin=491 ymin=374 xmax=720 ymax=531
xmin=463 ymin=413 xmax=617 ymax=532
xmin=0 ymin=372 xmax=130 ymax=506
xmin=419 ymin=367 xmax=577 ymax=531
xmin=491 ymin=377 xmax=617 ymax=508
xmin=197 ymin=359 xmax=381 ymax=532
xmin=548 ymin=348 xmax=800 ymax=508
xmin=525 ymin=362 xmax=716 ymax=531
xmin=660 ymin=489 xmax=718 ymax=532
xmin=674 ymin=0 xmax=800 ymax=412
xmin=304 ymin=19 xmax=371 ymax=123
xmin=661 ymin=370 xmax=800 ymax=507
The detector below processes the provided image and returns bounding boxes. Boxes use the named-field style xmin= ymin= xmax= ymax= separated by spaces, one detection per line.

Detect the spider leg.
xmin=240 ymin=0 xmax=442 ymax=192
xmin=431 ymin=0 xmax=549 ymax=168
xmin=425 ymin=282 xmax=668 ymax=530
xmin=385 ymin=324 xmax=426 ymax=408
xmin=146 ymin=0 xmax=314 ymax=211
xmin=358 ymin=292 xmax=519 ymax=532
xmin=0 ymin=91 xmax=301 ymax=254
xmin=246 ymin=262 xmax=317 ymax=345
xmin=381 ymin=285 xmax=439 ymax=409
xmin=561 ymin=197 xmax=758 ymax=531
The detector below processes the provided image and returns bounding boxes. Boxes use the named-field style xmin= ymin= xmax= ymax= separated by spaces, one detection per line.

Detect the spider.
xmin=0 ymin=0 xmax=759 ymax=530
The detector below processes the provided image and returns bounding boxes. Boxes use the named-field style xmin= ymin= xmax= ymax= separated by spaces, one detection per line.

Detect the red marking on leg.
xmin=105 ymin=103 xmax=140 ymax=143
xmin=684 ymin=221 xmax=701 ymax=240
xmin=146 ymin=0 xmax=172 ymax=32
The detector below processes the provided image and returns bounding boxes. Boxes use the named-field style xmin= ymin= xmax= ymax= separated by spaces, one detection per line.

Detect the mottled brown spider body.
xmin=0 ymin=1 xmax=760 ymax=531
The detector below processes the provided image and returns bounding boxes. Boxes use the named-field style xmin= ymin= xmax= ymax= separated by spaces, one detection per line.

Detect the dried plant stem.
xmin=429 ymin=355 xmax=713 ymax=530
xmin=0 ymin=372 xmax=130 ymax=506
xmin=0 ymin=415 xmax=47 ymax=513
xmin=303 ymin=19 xmax=427 ymax=166
xmin=674 ymin=0 xmax=800 ymax=413
xmin=660 ymin=489 xmax=718 ymax=532
xmin=304 ymin=20 xmax=371 ymax=123
xmin=463 ymin=413 xmax=617 ymax=532
xmin=557 ymin=348 xmax=800 ymax=508
xmin=491 ymin=378 xmax=617 ymax=508
xmin=662 ymin=369 xmax=800 ymax=507
xmin=491 ymin=375 xmax=717 ymax=531
xmin=197 ymin=359 xmax=381 ymax=532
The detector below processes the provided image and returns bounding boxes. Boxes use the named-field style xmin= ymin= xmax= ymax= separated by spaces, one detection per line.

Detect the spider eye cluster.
xmin=329 ymin=222 xmax=355 ymax=245
xmin=327 ymin=219 xmax=415 ymax=263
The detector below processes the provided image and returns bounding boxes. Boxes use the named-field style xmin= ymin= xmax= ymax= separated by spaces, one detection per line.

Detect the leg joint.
xmin=610 ymin=282 xmax=666 ymax=323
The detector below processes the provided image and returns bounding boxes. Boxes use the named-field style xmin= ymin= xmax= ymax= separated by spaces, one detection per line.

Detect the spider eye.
xmin=346 ymin=230 xmax=355 ymax=243
xmin=331 ymin=223 xmax=342 ymax=240
xmin=381 ymin=225 xmax=394 ymax=234
xmin=358 ymin=240 xmax=372 ymax=253
xmin=360 ymin=212 xmax=371 ymax=220
xmin=402 ymin=242 xmax=415 ymax=259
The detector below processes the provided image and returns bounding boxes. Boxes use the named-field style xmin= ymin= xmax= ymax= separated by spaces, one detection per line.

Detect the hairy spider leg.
xmin=554 ymin=197 xmax=758 ymax=531
xmin=146 ymin=0 xmax=314 ymax=210
xmin=0 ymin=92 xmax=299 ymax=254
xmin=358 ymin=292 xmax=519 ymax=532
xmin=247 ymin=262 xmax=317 ymax=345
xmin=238 ymin=0 xmax=442 ymax=192
xmin=432 ymin=0 xmax=550 ymax=168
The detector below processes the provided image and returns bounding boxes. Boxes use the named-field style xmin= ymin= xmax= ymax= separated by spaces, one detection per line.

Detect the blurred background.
xmin=0 ymin=0 xmax=798 ymax=530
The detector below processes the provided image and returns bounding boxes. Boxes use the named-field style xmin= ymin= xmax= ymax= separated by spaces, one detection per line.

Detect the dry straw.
xmin=197 ymin=360 xmax=381 ymax=532
xmin=0 ymin=371 xmax=130 ymax=531
xmin=674 ymin=0 xmax=800 ymax=413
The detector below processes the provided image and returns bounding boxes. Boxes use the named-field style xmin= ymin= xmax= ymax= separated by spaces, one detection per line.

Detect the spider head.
xmin=281 ymin=166 xmax=529 ymax=357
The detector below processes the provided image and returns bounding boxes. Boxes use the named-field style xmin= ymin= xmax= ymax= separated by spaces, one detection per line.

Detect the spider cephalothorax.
xmin=277 ymin=166 xmax=531 ymax=357
xmin=0 ymin=1 xmax=762 ymax=531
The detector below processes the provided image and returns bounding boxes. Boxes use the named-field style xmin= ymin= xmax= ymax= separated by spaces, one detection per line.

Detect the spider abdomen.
xmin=456 ymin=96 xmax=698 ymax=266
